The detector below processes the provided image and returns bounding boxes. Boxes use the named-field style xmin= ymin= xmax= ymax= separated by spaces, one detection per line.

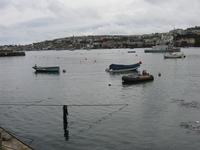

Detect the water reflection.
xmin=122 ymin=80 xmax=154 ymax=86
xmin=63 ymin=123 xmax=69 ymax=141
xmin=34 ymin=71 xmax=60 ymax=76
xmin=107 ymin=70 xmax=140 ymax=76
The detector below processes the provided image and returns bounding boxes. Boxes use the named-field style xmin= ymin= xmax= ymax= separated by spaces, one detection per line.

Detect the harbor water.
xmin=1 ymin=48 xmax=200 ymax=150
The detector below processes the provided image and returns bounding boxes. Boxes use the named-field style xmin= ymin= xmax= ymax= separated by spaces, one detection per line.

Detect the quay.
xmin=0 ymin=50 xmax=25 ymax=57
xmin=0 ymin=127 xmax=33 ymax=150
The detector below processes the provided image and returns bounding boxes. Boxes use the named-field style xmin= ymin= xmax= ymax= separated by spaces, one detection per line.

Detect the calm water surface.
xmin=1 ymin=48 xmax=200 ymax=150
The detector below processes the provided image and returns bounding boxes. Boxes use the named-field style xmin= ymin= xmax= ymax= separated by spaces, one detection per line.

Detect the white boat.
xmin=163 ymin=52 xmax=185 ymax=58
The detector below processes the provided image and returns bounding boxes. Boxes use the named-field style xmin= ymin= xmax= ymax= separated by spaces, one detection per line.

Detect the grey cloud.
xmin=0 ymin=0 xmax=11 ymax=9
xmin=0 ymin=0 xmax=200 ymax=45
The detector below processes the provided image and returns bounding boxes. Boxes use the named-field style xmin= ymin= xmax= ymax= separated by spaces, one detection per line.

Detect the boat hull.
xmin=106 ymin=63 xmax=140 ymax=72
xmin=144 ymin=49 xmax=181 ymax=53
xmin=106 ymin=67 xmax=139 ymax=72
xmin=127 ymin=51 xmax=136 ymax=53
xmin=164 ymin=53 xmax=185 ymax=58
xmin=33 ymin=66 xmax=60 ymax=72
xmin=122 ymin=75 xmax=154 ymax=83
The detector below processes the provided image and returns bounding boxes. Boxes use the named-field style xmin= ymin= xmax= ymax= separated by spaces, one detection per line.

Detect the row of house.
xmin=1 ymin=26 xmax=200 ymax=51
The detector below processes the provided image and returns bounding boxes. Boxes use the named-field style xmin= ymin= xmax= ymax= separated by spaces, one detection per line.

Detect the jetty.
xmin=0 ymin=127 xmax=33 ymax=150
xmin=0 ymin=50 xmax=25 ymax=57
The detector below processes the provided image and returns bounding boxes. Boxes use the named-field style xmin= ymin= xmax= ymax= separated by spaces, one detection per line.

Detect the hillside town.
xmin=1 ymin=26 xmax=200 ymax=51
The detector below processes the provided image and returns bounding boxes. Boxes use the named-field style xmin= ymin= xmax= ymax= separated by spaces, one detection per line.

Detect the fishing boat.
xmin=32 ymin=65 xmax=60 ymax=72
xmin=122 ymin=74 xmax=154 ymax=83
xmin=106 ymin=62 xmax=141 ymax=72
xmin=163 ymin=52 xmax=185 ymax=58
xmin=144 ymin=43 xmax=181 ymax=53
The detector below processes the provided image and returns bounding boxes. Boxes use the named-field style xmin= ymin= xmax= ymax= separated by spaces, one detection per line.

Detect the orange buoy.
xmin=63 ymin=69 xmax=66 ymax=73
xmin=139 ymin=61 xmax=142 ymax=64
xmin=158 ymin=72 xmax=161 ymax=76
xmin=135 ymin=54 xmax=138 ymax=56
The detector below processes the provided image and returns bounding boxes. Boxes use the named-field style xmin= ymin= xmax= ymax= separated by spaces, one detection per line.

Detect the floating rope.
xmin=0 ymin=103 xmax=128 ymax=107
xmin=69 ymin=104 xmax=128 ymax=140
xmin=1 ymin=103 xmax=128 ymax=143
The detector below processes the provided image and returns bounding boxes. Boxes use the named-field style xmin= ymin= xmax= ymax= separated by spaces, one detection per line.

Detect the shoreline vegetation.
xmin=1 ymin=26 xmax=200 ymax=51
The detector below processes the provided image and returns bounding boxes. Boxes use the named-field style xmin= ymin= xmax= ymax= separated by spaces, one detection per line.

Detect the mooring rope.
xmin=10 ymin=132 xmax=34 ymax=145
xmin=1 ymin=103 xmax=129 ymax=144
xmin=69 ymin=104 xmax=128 ymax=140
xmin=0 ymin=103 xmax=128 ymax=107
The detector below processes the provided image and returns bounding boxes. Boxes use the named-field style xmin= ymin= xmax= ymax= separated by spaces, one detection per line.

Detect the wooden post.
xmin=63 ymin=105 xmax=68 ymax=125
xmin=63 ymin=105 xmax=69 ymax=140
xmin=0 ymin=132 xmax=2 ymax=148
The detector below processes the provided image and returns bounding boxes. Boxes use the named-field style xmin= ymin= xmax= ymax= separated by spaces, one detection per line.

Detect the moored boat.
xmin=122 ymin=74 xmax=154 ymax=83
xmin=106 ymin=62 xmax=141 ymax=72
xmin=127 ymin=51 xmax=136 ymax=53
xmin=32 ymin=65 xmax=60 ymax=72
xmin=144 ymin=43 xmax=181 ymax=53
xmin=163 ymin=52 xmax=185 ymax=58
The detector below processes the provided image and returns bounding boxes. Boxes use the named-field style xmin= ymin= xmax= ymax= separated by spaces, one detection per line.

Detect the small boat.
xmin=127 ymin=51 xmax=136 ymax=53
xmin=144 ymin=43 xmax=181 ymax=53
xmin=163 ymin=52 xmax=185 ymax=58
xmin=32 ymin=65 xmax=60 ymax=72
xmin=122 ymin=74 xmax=154 ymax=83
xmin=106 ymin=62 xmax=141 ymax=72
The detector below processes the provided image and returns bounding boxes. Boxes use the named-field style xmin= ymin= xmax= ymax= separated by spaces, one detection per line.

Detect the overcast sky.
xmin=0 ymin=0 xmax=199 ymax=45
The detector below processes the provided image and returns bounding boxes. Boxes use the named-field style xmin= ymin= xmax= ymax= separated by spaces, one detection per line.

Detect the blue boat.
xmin=32 ymin=65 xmax=60 ymax=72
xmin=106 ymin=62 xmax=141 ymax=72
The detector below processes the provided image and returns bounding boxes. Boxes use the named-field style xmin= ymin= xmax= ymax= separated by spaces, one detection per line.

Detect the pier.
xmin=0 ymin=127 xmax=33 ymax=150
xmin=0 ymin=50 xmax=25 ymax=57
